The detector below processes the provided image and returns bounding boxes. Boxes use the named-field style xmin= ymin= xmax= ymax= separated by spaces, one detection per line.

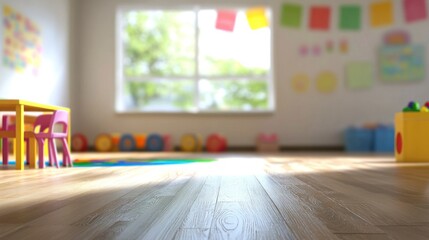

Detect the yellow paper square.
xmin=246 ymin=7 xmax=269 ymax=30
xmin=370 ymin=1 xmax=394 ymax=27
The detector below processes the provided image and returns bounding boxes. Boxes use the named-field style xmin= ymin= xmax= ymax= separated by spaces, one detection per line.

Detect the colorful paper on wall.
xmin=299 ymin=45 xmax=308 ymax=56
xmin=3 ymin=5 xmax=42 ymax=75
xmin=309 ymin=6 xmax=331 ymax=30
xmin=339 ymin=5 xmax=361 ymax=30
xmin=370 ymin=1 xmax=394 ymax=27
xmin=326 ymin=40 xmax=334 ymax=53
xmin=380 ymin=45 xmax=425 ymax=82
xmin=340 ymin=39 xmax=349 ymax=53
xmin=383 ymin=30 xmax=411 ymax=45
xmin=280 ymin=3 xmax=302 ymax=28
xmin=316 ymin=71 xmax=337 ymax=93
xmin=403 ymin=0 xmax=427 ymax=23
xmin=215 ymin=10 xmax=237 ymax=32
xmin=246 ymin=7 xmax=269 ymax=30
xmin=291 ymin=74 xmax=310 ymax=93
xmin=312 ymin=45 xmax=321 ymax=56
xmin=346 ymin=62 xmax=373 ymax=89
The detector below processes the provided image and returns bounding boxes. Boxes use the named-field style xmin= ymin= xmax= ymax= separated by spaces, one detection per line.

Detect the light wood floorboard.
xmin=0 ymin=152 xmax=428 ymax=239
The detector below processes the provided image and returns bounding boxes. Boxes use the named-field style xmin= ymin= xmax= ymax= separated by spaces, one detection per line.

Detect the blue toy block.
xmin=344 ymin=127 xmax=374 ymax=152
xmin=374 ymin=125 xmax=394 ymax=153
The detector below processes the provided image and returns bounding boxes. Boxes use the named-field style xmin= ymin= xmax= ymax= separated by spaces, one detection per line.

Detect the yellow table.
xmin=0 ymin=99 xmax=71 ymax=170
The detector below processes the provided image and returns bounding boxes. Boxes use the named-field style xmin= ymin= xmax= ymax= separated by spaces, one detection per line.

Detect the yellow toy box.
xmin=395 ymin=112 xmax=429 ymax=162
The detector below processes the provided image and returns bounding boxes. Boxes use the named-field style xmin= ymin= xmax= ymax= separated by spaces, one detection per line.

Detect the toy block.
xmin=395 ymin=112 xmax=429 ymax=162
xmin=256 ymin=133 xmax=279 ymax=152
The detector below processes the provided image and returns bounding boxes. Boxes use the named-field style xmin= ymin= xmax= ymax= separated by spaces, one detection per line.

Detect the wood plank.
xmin=336 ymin=234 xmax=392 ymax=240
xmin=379 ymin=225 xmax=429 ymax=240
xmin=181 ymin=175 xmax=221 ymax=229
xmin=255 ymin=172 xmax=339 ymax=239
xmin=175 ymin=228 xmax=210 ymax=240
xmin=117 ymin=174 xmax=206 ymax=239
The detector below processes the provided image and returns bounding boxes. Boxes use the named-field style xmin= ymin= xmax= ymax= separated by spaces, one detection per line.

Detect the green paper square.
xmin=339 ymin=5 xmax=361 ymax=30
xmin=281 ymin=3 xmax=302 ymax=28
xmin=346 ymin=62 xmax=373 ymax=89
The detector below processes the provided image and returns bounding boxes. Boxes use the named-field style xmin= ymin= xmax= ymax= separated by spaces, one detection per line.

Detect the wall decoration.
xmin=309 ymin=6 xmax=331 ymax=30
xmin=246 ymin=7 xmax=269 ymax=30
xmin=339 ymin=5 xmax=361 ymax=30
xmin=312 ymin=45 xmax=321 ymax=56
xmin=215 ymin=10 xmax=237 ymax=32
xmin=280 ymin=3 xmax=302 ymax=28
xmin=291 ymin=74 xmax=310 ymax=93
xmin=370 ymin=1 xmax=394 ymax=27
xmin=299 ymin=45 xmax=308 ymax=56
xmin=340 ymin=39 xmax=349 ymax=53
xmin=383 ymin=30 xmax=411 ymax=45
xmin=316 ymin=71 xmax=337 ymax=93
xmin=379 ymin=45 xmax=425 ymax=82
xmin=3 ymin=5 xmax=42 ymax=75
xmin=326 ymin=40 xmax=334 ymax=53
xmin=346 ymin=62 xmax=373 ymax=89
xmin=403 ymin=0 xmax=427 ymax=23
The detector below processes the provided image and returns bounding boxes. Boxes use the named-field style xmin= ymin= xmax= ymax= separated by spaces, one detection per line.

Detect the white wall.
xmin=0 ymin=0 xmax=72 ymax=107
xmin=74 ymin=0 xmax=429 ymax=147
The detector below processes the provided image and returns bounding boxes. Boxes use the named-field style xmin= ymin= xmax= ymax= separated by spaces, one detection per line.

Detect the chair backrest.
xmin=33 ymin=110 xmax=69 ymax=135
xmin=33 ymin=114 xmax=53 ymax=133
xmin=48 ymin=110 xmax=69 ymax=135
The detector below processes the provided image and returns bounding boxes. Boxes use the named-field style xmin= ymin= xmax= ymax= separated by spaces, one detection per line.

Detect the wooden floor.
xmin=0 ymin=152 xmax=429 ymax=239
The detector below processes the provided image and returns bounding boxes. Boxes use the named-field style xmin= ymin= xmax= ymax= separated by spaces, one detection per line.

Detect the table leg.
xmin=15 ymin=105 xmax=24 ymax=170
xmin=29 ymin=138 xmax=37 ymax=169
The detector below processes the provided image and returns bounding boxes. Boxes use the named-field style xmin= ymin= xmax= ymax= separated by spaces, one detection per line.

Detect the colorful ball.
xmin=119 ymin=134 xmax=136 ymax=151
xmin=95 ymin=133 xmax=113 ymax=152
xmin=146 ymin=134 xmax=164 ymax=152
xmin=421 ymin=106 xmax=429 ymax=112
xmin=180 ymin=134 xmax=202 ymax=152
xmin=206 ymin=134 xmax=227 ymax=153
xmin=71 ymin=133 xmax=88 ymax=152
xmin=407 ymin=101 xmax=420 ymax=111
xmin=425 ymin=101 xmax=429 ymax=108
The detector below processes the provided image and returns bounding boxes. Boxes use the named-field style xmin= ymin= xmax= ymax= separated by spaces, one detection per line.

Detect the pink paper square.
xmin=215 ymin=10 xmax=237 ymax=32
xmin=309 ymin=6 xmax=331 ymax=30
xmin=404 ymin=0 xmax=427 ymax=23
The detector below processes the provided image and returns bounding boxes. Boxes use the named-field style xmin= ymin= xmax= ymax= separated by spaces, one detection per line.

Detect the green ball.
xmin=408 ymin=101 xmax=420 ymax=111
xmin=403 ymin=107 xmax=413 ymax=112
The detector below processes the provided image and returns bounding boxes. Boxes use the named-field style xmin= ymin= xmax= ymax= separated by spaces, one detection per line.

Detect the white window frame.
xmin=115 ymin=5 xmax=275 ymax=114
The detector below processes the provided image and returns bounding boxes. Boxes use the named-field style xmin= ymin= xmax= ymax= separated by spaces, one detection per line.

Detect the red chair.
xmin=32 ymin=110 xmax=72 ymax=168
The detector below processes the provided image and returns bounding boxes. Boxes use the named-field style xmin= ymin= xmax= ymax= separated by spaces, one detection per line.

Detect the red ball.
xmin=425 ymin=101 xmax=429 ymax=108
xmin=206 ymin=134 xmax=227 ymax=153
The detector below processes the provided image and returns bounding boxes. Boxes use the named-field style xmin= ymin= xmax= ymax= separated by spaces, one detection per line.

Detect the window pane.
xmin=123 ymin=80 xmax=194 ymax=111
xmin=199 ymin=79 xmax=269 ymax=111
xmin=123 ymin=11 xmax=195 ymax=77
xmin=198 ymin=10 xmax=270 ymax=76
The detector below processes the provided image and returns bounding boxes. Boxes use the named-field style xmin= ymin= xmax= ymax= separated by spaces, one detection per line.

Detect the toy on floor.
xmin=395 ymin=101 xmax=429 ymax=162
xmin=163 ymin=134 xmax=174 ymax=151
xmin=71 ymin=133 xmax=88 ymax=152
xmin=256 ymin=133 xmax=279 ymax=152
xmin=146 ymin=134 xmax=164 ymax=152
xmin=205 ymin=134 xmax=227 ymax=152
xmin=134 ymin=134 xmax=146 ymax=150
xmin=180 ymin=133 xmax=202 ymax=152
xmin=95 ymin=133 xmax=113 ymax=152
xmin=110 ymin=133 xmax=121 ymax=151
xmin=119 ymin=134 xmax=136 ymax=151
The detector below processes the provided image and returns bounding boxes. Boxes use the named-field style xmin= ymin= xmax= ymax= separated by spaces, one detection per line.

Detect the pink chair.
xmin=33 ymin=110 xmax=72 ymax=168
xmin=1 ymin=115 xmax=36 ymax=165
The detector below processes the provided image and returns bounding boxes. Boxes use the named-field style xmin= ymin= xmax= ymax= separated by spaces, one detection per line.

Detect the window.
xmin=116 ymin=7 xmax=274 ymax=113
